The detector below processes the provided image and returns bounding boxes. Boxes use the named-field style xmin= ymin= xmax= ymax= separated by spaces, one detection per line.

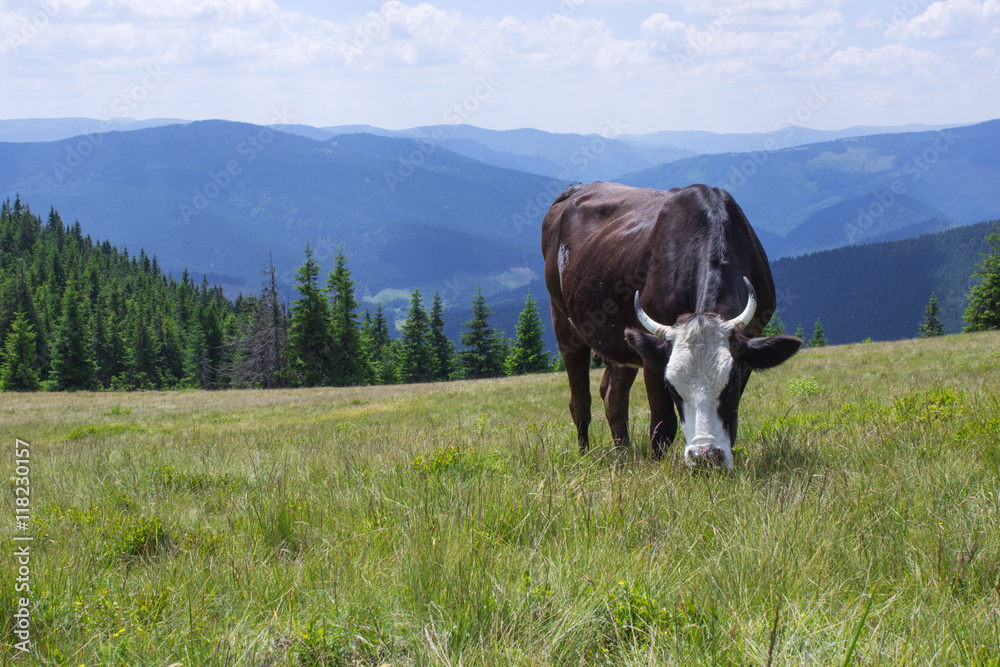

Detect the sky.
xmin=1 ymin=0 xmax=998 ymax=135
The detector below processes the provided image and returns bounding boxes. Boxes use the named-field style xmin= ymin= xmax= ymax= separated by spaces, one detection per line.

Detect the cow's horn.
xmin=634 ymin=292 xmax=673 ymax=340
xmin=726 ymin=277 xmax=757 ymax=333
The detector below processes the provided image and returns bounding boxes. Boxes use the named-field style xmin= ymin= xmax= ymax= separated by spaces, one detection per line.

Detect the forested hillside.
xmin=770 ymin=220 xmax=998 ymax=343
xmin=0 ymin=199 xmax=551 ymax=391
xmin=0 ymin=197 xmax=234 ymax=390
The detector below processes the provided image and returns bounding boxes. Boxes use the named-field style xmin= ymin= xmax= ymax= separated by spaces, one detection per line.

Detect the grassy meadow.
xmin=2 ymin=332 xmax=1000 ymax=665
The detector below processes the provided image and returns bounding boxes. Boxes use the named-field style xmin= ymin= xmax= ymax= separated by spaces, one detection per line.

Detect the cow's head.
xmin=625 ymin=278 xmax=802 ymax=469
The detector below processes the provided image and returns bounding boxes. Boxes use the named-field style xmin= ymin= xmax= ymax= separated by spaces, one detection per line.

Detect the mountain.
xmin=768 ymin=220 xmax=997 ymax=344
xmin=620 ymin=120 xmax=1000 ymax=258
xmin=0 ymin=117 xmax=188 ymax=143
xmin=0 ymin=121 xmax=554 ymax=323
xmin=778 ymin=194 xmax=955 ymax=257
xmin=619 ymin=123 xmax=961 ymax=156
xmin=318 ymin=124 xmax=696 ymax=182
xmin=3 ymin=118 xmax=998 ymax=352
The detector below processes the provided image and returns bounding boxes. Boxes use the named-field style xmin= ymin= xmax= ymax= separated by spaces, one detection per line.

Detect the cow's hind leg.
xmin=601 ymin=363 xmax=639 ymax=450
xmin=562 ymin=347 xmax=593 ymax=453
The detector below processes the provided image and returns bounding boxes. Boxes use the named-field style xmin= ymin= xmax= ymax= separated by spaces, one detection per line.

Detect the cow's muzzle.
xmin=684 ymin=442 xmax=731 ymax=469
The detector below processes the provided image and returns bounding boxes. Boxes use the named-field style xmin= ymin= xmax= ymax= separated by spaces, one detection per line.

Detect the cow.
xmin=541 ymin=181 xmax=802 ymax=469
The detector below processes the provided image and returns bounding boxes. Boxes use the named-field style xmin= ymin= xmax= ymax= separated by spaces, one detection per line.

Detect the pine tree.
xmin=0 ymin=310 xmax=41 ymax=391
xmin=399 ymin=288 xmax=437 ymax=383
xmin=809 ymin=318 xmax=827 ymax=347
xmin=504 ymin=292 xmax=549 ymax=375
xmin=428 ymin=291 xmax=456 ymax=381
xmin=964 ymin=228 xmax=1000 ymax=332
xmin=326 ymin=249 xmax=363 ymax=386
xmin=51 ymin=282 xmax=97 ymax=390
xmin=284 ymin=242 xmax=334 ymax=386
xmin=459 ymin=287 xmax=505 ymax=379
xmin=918 ymin=293 xmax=946 ymax=337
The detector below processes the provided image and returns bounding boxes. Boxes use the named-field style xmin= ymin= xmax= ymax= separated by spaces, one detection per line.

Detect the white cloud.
xmin=0 ymin=0 xmax=997 ymax=132
xmin=827 ymin=43 xmax=945 ymax=77
xmin=882 ymin=0 xmax=1000 ymax=41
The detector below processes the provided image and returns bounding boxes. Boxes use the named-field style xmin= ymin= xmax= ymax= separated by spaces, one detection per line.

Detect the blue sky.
xmin=1 ymin=0 xmax=998 ymax=134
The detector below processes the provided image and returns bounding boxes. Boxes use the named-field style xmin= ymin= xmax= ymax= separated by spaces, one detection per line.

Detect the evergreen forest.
xmin=0 ymin=199 xmax=552 ymax=392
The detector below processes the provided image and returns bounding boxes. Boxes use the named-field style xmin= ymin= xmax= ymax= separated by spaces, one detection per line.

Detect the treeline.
xmin=0 ymin=199 xmax=552 ymax=392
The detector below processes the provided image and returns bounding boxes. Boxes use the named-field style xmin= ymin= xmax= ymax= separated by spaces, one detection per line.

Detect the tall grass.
xmin=1 ymin=332 xmax=999 ymax=665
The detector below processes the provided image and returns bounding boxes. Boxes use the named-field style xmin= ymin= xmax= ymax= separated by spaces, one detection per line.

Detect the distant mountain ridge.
xmin=619 ymin=121 xmax=1000 ymax=258
xmin=0 ymin=116 xmax=968 ymax=187
xmin=2 ymin=117 xmax=999 ymax=349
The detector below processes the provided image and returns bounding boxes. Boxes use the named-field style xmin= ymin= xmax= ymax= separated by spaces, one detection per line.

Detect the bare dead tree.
xmin=225 ymin=251 xmax=289 ymax=388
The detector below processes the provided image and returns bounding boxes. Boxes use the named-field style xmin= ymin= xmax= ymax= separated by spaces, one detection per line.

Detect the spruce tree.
xmin=328 ymin=257 xmax=361 ymax=383
xmin=459 ymin=287 xmax=505 ymax=379
xmin=326 ymin=249 xmax=363 ymax=386
xmin=504 ymin=292 xmax=549 ymax=375
xmin=284 ymin=242 xmax=334 ymax=386
xmin=0 ymin=310 xmax=40 ymax=391
xmin=809 ymin=318 xmax=827 ymax=347
xmin=364 ymin=304 xmax=398 ymax=385
xmin=399 ymin=288 xmax=437 ymax=383
xmin=428 ymin=291 xmax=456 ymax=381
xmin=964 ymin=228 xmax=1000 ymax=332
xmin=51 ymin=282 xmax=97 ymax=390
xmin=182 ymin=319 xmax=211 ymax=389
xmin=918 ymin=293 xmax=946 ymax=337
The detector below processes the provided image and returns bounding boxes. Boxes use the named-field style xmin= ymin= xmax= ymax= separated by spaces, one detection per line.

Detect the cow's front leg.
xmin=643 ymin=364 xmax=677 ymax=459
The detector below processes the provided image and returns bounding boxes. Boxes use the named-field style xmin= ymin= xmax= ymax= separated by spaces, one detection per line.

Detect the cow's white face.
xmin=628 ymin=281 xmax=803 ymax=470
xmin=663 ymin=316 xmax=738 ymax=469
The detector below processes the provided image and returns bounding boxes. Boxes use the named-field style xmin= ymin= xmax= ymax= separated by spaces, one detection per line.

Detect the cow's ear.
xmin=625 ymin=328 xmax=670 ymax=367
xmin=741 ymin=335 xmax=803 ymax=369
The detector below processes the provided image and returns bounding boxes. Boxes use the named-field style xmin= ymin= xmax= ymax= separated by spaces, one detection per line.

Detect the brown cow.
xmin=542 ymin=182 xmax=802 ymax=468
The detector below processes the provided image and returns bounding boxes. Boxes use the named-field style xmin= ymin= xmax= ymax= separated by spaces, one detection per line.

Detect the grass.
xmin=1 ymin=332 xmax=999 ymax=665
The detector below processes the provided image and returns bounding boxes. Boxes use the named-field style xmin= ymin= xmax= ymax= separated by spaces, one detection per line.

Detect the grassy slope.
xmin=2 ymin=332 xmax=999 ymax=665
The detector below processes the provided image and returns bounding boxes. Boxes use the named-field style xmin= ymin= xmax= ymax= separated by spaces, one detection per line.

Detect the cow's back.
xmin=542 ymin=182 xmax=776 ymax=363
